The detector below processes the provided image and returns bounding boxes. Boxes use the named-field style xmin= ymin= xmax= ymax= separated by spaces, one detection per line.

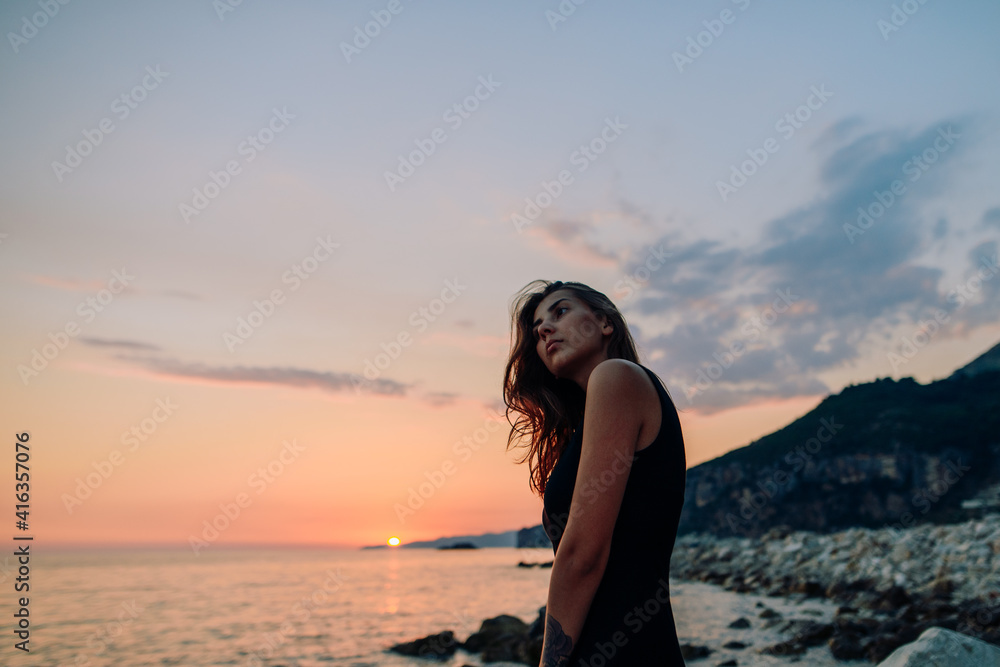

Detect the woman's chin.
xmin=547 ymin=361 xmax=572 ymax=380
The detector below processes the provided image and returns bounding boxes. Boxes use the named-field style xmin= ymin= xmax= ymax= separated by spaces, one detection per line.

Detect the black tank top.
xmin=542 ymin=363 xmax=687 ymax=666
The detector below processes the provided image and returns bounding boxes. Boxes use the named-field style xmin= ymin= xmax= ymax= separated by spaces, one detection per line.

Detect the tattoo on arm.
xmin=541 ymin=614 xmax=573 ymax=667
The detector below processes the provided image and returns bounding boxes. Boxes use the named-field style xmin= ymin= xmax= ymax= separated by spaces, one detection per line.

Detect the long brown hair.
xmin=503 ymin=280 xmax=644 ymax=496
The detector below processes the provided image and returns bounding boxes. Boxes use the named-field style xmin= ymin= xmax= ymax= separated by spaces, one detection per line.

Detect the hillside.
xmin=677 ymin=341 xmax=1000 ymax=536
xmin=950 ymin=339 xmax=1000 ymax=379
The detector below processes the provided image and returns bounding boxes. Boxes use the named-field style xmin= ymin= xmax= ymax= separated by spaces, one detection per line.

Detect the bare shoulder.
xmin=588 ymin=358 xmax=653 ymax=397
xmin=587 ymin=360 xmax=661 ymax=449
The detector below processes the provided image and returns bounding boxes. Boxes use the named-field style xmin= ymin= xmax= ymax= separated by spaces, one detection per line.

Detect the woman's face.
xmin=531 ymin=289 xmax=612 ymax=381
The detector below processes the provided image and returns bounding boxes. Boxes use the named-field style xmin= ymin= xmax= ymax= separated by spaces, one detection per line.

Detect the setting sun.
xmin=387 ymin=536 xmax=400 ymax=547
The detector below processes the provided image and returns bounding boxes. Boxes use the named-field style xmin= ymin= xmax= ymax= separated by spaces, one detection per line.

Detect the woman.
xmin=503 ymin=280 xmax=687 ymax=666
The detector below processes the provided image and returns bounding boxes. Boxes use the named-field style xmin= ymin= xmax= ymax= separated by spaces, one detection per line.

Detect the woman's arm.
xmin=538 ymin=359 xmax=648 ymax=666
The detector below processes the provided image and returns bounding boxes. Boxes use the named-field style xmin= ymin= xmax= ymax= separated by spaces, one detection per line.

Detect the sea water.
xmin=0 ymin=547 xmax=867 ymax=666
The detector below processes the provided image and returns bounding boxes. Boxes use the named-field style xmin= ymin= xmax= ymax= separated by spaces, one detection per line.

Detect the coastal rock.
xmin=672 ymin=516 xmax=1000 ymax=611
xmin=758 ymin=607 xmax=783 ymax=630
xmin=670 ymin=514 xmax=1000 ymax=662
xmin=755 ymin=619 xmax=835 ymax=658
xmin=679 ymin=643 xmax=713 ymax=659
xmin=865 ymin=622 xmax=923 ymax=663
xmin=519 ymin=607 xmax=546 ymax=665
xmin=459 ymin=612 xmax=544 ymax=664
xmin=778 ymin=619 xmax=834 ymax=646
xmin=759 ymin=639 xmax=805 ymax=657
xmin=829 ymin=634 xmax=866 ymax=660
xmin=406 ymin=514 xmax=999 ymax=665
xmin=873 ymin=585 xmax=912 ymax=612
xmin=389 ymin=630 xmax=457 ymax=659
xmin=526 ymin=606 xmax=546 ymax=639
xmin=875 ymin=626 xmax=1000 ymax=666
xmin=463 ymin=614 xmax=529 ymax=654
xmin=481 ymin=636 xmax=524 ymax=663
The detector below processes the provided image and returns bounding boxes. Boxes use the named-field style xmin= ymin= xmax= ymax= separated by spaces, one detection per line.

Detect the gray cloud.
xmin=811 ymin=115 xmax=865 ymax=150
xmin=529 ymin=217 xmax=620 ymax=264
xmin=983 ymin=207 xmax=1000 ymax=230
xmin=119 ymin=355 xmax=410 ymax=398
xmin=423 ymin=391 xmax=459 ymax=407
xmin=81 ymin=337 xmax=162 ymax=351
xmin=948 ymin=240 xmax=1000 ymax=331
xmin=611 ymin=118 xmax=994 ymax=413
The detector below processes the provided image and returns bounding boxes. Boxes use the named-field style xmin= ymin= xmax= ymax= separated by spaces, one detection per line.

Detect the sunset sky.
xmin=2 ymin=0 xmax=999 ymax=549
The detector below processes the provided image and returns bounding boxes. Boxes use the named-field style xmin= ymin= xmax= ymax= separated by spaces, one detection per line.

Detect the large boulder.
xmin=389 ymin=630 xmax=457 ymax=659
xmin=463 ymin=613 xmax=534 ymax=663
xmin=462 ymin=614 xmax=529 ymax=653
xmin=876 ymin=626 xmax=1000 ymax=667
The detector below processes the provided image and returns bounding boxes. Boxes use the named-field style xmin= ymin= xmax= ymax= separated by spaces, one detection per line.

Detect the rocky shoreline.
xmin=671 ymin=513 xmax=1000 ymax=662
xmin=389 ymin=513 xmax=1000 ymax=665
